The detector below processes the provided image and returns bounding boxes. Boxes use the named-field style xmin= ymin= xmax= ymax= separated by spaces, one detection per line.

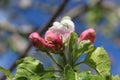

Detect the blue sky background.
xmin=0 ymin=0 xmax=120 ymax=77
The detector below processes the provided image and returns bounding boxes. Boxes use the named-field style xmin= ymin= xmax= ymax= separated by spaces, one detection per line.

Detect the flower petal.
xmin=79 ymin=28 xmax=96 ymax=43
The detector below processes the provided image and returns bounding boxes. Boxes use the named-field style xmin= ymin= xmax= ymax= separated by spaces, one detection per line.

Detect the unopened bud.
xmin=79 ymin=28 xmax=96 ymax=43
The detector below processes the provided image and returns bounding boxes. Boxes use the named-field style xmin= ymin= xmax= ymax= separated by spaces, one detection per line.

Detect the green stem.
xmin=74 ymin=61 xmax=85 ymax=67
xmin=59 ymin=50 xmax=67 ymax=66
xmin=62 ymin=52 xmax=67 ymax=65
xmin=48 ymin=53 xmax=64 ymax=70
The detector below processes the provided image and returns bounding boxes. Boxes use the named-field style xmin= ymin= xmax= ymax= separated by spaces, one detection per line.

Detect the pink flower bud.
xmin=45 ymin=30 xmax=63 ymax=52
xmin=79 ymin=28 xmax=96 ymax=43
xmin=29 ymin=32 xmax=46 ymax=49
xmin=29 ymin=31 xmax=63 ymax=53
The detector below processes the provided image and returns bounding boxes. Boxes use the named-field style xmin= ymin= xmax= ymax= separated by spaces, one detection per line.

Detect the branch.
xmin=0 ymin=0 xmax=69 ymax=79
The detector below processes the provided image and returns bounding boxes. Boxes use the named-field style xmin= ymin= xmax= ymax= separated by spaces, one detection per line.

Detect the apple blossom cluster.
xmin=29 ymin=16 xmax=96 ymax=53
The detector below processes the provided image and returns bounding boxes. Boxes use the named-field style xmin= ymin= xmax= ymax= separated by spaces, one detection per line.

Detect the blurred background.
xmin=0 ymin=0 xmax=120 ymax=79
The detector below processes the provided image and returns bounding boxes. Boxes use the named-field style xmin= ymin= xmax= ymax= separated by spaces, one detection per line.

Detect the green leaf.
xmin=74 ymin=40 xmax=94 ymax=63
xmin=13 ymin=57 xmax=44 ymax=80
xmin=84 ymin=47 xmax=111 ymax=78
xmin=75 ymin=71 xmax=105 ymax=80
xmin=62 ymin=65 xmax=105 ymax=80
xmin=63 ymin=64 xmax=75 ymax=80
xmin=77 ymin=40 xmax=94 ymax=57
xmin=68 ymin=32 xmax=78 ymax=53
xmin=41 ymin=72 xmax=56 ymax=80
xmin=67 ymin=32 xmax=78 ymax=66
xmin=14 ymin=57 xmax=57 ymax=80
xmin=112 ymin=75 xmax=120 ymax=80
xmin=0 ymin=66 xmax=12 ymax=80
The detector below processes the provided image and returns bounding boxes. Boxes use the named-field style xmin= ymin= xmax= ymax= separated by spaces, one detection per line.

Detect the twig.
xmin=0 ymin=0 xmax=68 ymax=79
